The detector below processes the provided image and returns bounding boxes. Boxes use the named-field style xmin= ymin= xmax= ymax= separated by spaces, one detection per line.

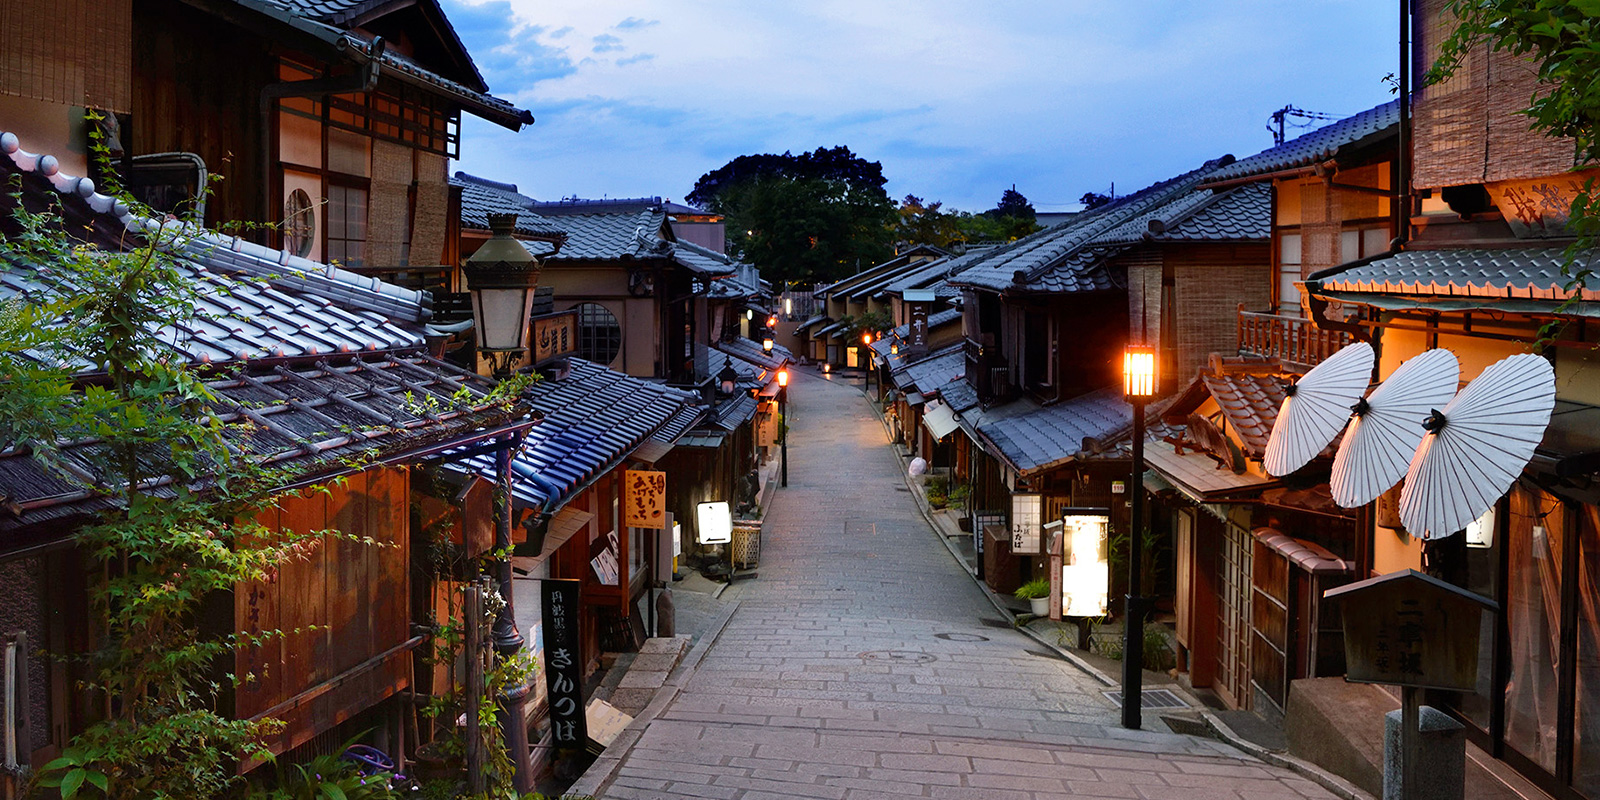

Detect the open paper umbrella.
xmin=1399 ymin=353 xmax=1555 ymax=539
xmin=1264 ymin=341 xmax=1375 ymax=477
xmin=1330 ymin=349 xmax=1460 ymax=508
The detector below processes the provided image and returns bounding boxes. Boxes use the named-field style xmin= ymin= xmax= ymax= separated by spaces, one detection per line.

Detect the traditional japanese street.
xmin=573 ymin=370 xmax=1337 ymax=800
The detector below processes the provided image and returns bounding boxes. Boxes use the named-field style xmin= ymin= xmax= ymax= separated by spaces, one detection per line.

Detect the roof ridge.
xmin=453 ymin=171 xmax=521 ymax=194
xmin=0 ymin=128 xmax=431 ymax=324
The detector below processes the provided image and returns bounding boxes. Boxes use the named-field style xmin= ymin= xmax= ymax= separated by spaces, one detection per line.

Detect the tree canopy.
xmin=688 ymin=147 xmax=897 ymax=285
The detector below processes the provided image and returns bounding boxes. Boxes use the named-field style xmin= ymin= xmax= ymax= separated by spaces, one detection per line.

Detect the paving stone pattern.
xmin=598 ymin=370 xmax=1336 ymax=800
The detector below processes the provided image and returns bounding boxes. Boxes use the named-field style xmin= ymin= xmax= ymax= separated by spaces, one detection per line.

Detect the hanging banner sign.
xmin=624 ymin=469 xmax=667 ymax=529
xmin=1011 ymin=493 xmax=1043 ymax=555
xmin=541 ymin=579 xmax=587 ymax=748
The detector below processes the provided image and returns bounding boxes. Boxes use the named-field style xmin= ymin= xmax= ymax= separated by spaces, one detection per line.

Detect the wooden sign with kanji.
xmin=624 ymin=469 xmax=667 ymax=529
xmin=1324 ymin=569 xmax=1498 ymax=691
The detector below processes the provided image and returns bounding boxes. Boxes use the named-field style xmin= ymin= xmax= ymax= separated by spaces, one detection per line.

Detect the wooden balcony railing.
xmin=1236 ymin=305 xmax=1354 ymax=372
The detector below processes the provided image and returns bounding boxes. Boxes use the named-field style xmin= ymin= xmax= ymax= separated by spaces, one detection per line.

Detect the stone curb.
xmin=565 ymin=597 xmax=744 ymax=799
xmin=854 ymin=370 xmax=1373 ymax=798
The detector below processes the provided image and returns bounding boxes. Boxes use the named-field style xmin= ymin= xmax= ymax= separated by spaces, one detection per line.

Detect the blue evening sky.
xmin=445 ymin=0 xmax=1398 ymax=213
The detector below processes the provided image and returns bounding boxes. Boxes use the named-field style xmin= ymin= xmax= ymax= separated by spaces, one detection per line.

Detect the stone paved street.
xmin=588 ymin=369 xmax=1339 ymax=800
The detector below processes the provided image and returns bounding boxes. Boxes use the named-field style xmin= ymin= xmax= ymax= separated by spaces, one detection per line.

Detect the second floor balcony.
xmin=1236 ymin=305 xmax=1354 ymax=374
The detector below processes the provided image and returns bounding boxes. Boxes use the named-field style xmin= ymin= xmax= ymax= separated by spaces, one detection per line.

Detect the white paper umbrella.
xmin=1264 ymin=341 xmax=1375 ymax=477
xmin=1330 ymin=349 xmax=1460 ymax=508
xmin=1400 ymin=353 xmax=1555 ymax=539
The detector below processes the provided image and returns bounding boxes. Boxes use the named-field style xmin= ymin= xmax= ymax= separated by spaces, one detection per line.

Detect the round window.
xmin=283 ymin=188 xmax=315 ymax=258
xmin=574 ymin=302 xmax=622 ymax=366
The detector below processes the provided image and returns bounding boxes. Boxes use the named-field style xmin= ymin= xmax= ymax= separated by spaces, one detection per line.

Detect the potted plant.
xmin=1014 ymin=577 xmax=1051 ymax=617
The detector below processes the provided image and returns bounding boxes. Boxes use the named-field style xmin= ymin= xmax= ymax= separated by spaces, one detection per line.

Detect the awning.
xmin=1143 ymin=439 xmax=1275 ymax=503
xmin=904 ymin=391 xmax=925 ymax=406
xmin=630 ymin=438 xmax=675 ymax=464
xmin=1254 ymin=530 xmax=1351 ymax=574
xmin=516 ymin=505 xmax=593 ymax=565
xmin=922 ymin=401 xmax=961 ymax=441
xmin=795 ymin=314 xmax=829 ymax=333
xmin=676 ymin=431 xmax=728 ymax=449
xmin=759 ymin=381 xmax=781 ymax=397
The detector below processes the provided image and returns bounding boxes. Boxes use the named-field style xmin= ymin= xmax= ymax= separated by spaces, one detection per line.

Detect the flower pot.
xmin=1029 ymin=597 xmax=1050 ymax=617
xmin=413 ymin=741 xmax=465 ymax=784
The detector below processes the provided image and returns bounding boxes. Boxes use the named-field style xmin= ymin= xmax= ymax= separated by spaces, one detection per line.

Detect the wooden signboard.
xmin=623 ymin=469 xmax=667 ymax=529
xmin=541 ymin=579 xmax=587 ymax=749
xmin=1011 ymin=493 xmax=1042 ymax=555
xmin=533 ymin=310 xmax=578 ymax=364
xmin=1325 ymin=569 xmax=1497 ymax=691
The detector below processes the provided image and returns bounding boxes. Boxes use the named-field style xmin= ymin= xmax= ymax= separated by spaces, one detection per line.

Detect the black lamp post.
xmin=463 ymin=212 xmax=541 ymax=655
xmin=1120 ymin=344 xmax=1155 ymax=729
xmin=777 ymin=368 xmax=789 ymax=488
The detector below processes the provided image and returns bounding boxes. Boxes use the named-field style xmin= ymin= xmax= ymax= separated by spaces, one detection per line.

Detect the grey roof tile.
xmin=1206 ymin=100 xmax=1400 ymax=183
xmin=451 ymin=359 xmax=699 ymax=510
xmin=0 ymin=129 xmax=428 ymax=366
xmin=1093 ymin=182 xmax=1271 ymax=246
xmin=950 ymin=157 xmax=1235 ymax=294
xmin=978 ymin=389 xmax=1132 ymax=475
xmin=892 ymin=344 xmax=965 ymax=395
xmin=452 ymin=173 xmax=565 ymax=237
xmin=1313 ymin=247 xmax=1600 ymax=301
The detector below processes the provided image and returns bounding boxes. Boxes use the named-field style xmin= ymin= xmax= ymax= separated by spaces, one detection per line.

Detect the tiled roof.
xmin=977 ymin=389 xmax=1131 ymax=475
xmin=933 ymin=376 xmax=979 ymax=413
xmin=951 ymin=158 xmax=1233 ymax=294
xmin=711 ymin=393 xmax=759 ymax=431
xmin=1206 ymin=100 xmax=1400 ymax=183
xmin=531 ymin=197 xmax=707 ymax=217
xmin=0 ymin=353 xmax=512 ymax=539
xmin=0 ymin=130 xmax=427 ymax=366
xmin=451 ymin=173 xmax=565 ymax=237
xmin=234 ymin=0 xmax=530 ymax=129
xmin=871 ymin=307 xmax=963 ymax=372
xmin=1201 ymin=372 xmax=1289 ymax=459
xmin=672 ymin=239 xmax=741 ymax=277
xmin=817 ymin=245 xmax=947 ymax=297
xmin=453 ymin=359 xmax=699 ymax=510
xmin=1092 ymin=182 xmax=1270 ymax=246
xmin=1310 ymin=247 xmax=1600 ymax=302
xmin=881 ymin=248 xmax=993 ymax=296
xmin=539 ymin=209 xmax=669 ymax=262
xmin=893 ymin=344 xmax=964 ymax=395
xmin=717 ymin=337 xmax=791 ymax=372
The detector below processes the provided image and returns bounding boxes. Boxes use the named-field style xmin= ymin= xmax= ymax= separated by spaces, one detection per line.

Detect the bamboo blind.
xmin=0 ymin=0 xmax=131 ymax=113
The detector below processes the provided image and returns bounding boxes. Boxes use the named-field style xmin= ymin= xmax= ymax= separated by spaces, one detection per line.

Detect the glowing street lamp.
xmin=777 ymin=369 xmax=790 ymax=487
xmin=1120 ymin=343 xmax=1156 ymax=730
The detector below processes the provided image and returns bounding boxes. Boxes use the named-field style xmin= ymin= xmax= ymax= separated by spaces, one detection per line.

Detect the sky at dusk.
xmin=444 ymin=1 xmax=1399 ymax=213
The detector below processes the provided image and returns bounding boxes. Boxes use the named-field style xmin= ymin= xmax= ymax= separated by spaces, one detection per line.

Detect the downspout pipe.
xmin=1395 ymin=0 xmax=1412 ymax=250
xmin=257 ymin=36 xmax=386 ymax=247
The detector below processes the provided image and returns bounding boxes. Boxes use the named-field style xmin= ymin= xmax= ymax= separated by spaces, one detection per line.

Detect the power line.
xmin=1268 ymin=105 xmax=1344 ymax=145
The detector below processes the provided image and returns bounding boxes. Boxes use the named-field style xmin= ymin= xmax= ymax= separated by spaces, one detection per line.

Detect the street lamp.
xmin=463 ymin=213 xmax=541 ymax=379
xmin=777 ymin=368 xmax=789 ymax=488
xmin=718 ymin=363 xmax=739 ymax=395
xmin=763 ymin=331 xmax=775 ymax=353
xmin=1120 ymin=343 xmax=1156 ymax=729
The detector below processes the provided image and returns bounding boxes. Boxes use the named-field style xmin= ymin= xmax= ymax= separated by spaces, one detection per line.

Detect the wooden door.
xmin=1215 ymin=520 xmax=1253 ymax=709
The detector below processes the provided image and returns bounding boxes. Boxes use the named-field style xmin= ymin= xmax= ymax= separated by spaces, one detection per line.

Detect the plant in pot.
xmin=1014 ymin=577 xmax=1051 ymax=617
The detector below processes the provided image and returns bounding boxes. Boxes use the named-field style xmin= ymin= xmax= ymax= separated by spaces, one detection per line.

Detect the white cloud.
xmin=447 ymin=0 xmax=1396 ymax=210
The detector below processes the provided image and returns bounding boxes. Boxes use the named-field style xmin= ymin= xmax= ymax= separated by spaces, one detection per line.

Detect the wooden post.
xmin=465 ymin=584 xmax=485 ymax=795
xmin=1401 ymin=686 xmax=1420 ymax=800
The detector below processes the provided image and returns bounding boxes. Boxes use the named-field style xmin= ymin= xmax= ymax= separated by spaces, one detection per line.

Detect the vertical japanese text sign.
xmin=541 ymin=579 xmax=587 ymax=747
xmin=1325 ymin=569 xmax=1497 ymax=691
xmin=624 ymin=469 xmax=667 ymax=529
xmin=1011 ymin=493 xmax=1042 ymax=555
